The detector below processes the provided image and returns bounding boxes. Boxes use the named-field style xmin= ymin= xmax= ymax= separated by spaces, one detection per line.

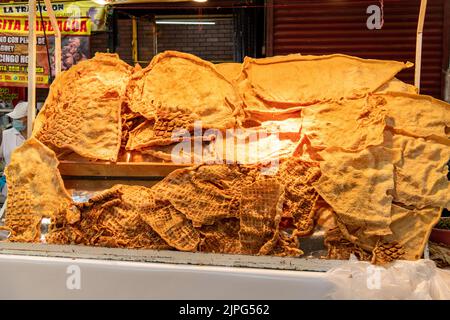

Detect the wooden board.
xmin=63 ymin=178 xmax=162 ymax=192
xmin=0 ymin=242 xmax=341 ymax=272
xmin=58 ymin=158 xmax=189 ymax=191
xmin=59 ymin=161 xmax=188 ymax=177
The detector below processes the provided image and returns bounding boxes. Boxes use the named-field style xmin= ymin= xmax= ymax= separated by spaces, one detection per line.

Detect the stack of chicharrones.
xmin=3 ymin=51 xmax=449 ymax=265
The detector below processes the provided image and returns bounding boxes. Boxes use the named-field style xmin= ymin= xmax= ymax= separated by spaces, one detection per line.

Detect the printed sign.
xmin=0 ymin=16 xmax=91 ymax=87
xmin=0 ymin=1 xmax=107 ymax=32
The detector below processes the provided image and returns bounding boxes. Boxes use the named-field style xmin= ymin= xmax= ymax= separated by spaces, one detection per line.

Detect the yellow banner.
xmin=0 ymin=1 xmax=106 ymax=32
xmin=0 ymin=73 xmax=49 ymax=86
xmin=0 ymin=16 xmax=91 ymax=36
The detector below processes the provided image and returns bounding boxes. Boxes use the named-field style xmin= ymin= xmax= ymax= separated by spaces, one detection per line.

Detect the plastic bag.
xmin=325 ymin=256 xmax=450 ymax=300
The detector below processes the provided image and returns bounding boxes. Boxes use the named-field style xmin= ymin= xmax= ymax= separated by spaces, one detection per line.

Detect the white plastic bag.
xmin=325 ymin=256 xmax=450 ymax=300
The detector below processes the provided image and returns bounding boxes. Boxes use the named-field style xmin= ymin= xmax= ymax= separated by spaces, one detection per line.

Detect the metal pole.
xmin=27 ymin=0 xmax=37 ymax=138
xmin=152 ymin=16 xmax=158 ymax=56
xmin=414 ymin=0 xmax=427 ymax=92
xmin=131 ymin=16 xmax=138 ymax=65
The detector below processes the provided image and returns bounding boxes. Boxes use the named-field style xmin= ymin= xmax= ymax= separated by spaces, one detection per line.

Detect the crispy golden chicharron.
xmin=238 ymin=54 xmax=412 ymax=117
xmin=127 ymin=51 xmax=244 ymax=129
xmin=301 ymin=98 xmax=386 ymax=151
xmin=215 ymin=62 xmax=242 ymax=83
xmin=47 ymin=185 xmax=171 ymax=250
xmin=368 ymin=92 xmax=450 ymax=143
xmin=33 ymin=53 xmax=132 ymax=161
xmin=4 ymin=138 xmax=71 ymax=242
xmin=4 ymin=51 xmax=449 ymax=266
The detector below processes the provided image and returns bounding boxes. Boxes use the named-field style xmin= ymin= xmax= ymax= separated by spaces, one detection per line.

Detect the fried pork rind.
xmin=121 ymin=106 xmax=146 ymax=149
xmin=140 ymin=201 xmax=200 ymax=252
xmin=239 ymin=54 xmax=412 ymax=115
xmin=144 ymin=159 xmax=320 ymax=255
xmin=125 ymin=110 xmax=204 ymax=150
xmin=315 ymin=130 xmax=448 ymax=263
xmin=127 ymin=51 xmax=244 ymax=129
xmin=130 ymin=123 xmax=300 ymax=165
xmin=5 ymin=48 xmax=446 ymax=268
xmin=371 ymin=241 xmax=406 ymax=264
xmin=376 ymin=205 xmax=441 ymax=262
xmin=4 ymin=138 xmax=71 ymax=242
xmin=324 ymin=226 xmax=372 ymax=261
xmin=315 ymin=200 xmax=338 ymax=231
xmin=301 ymin=98 xmax=386 ymax=151
xmin=276 ymin=158 xmax=321 ymax=236
xmin=339 ymin=202 xmax=439 ymax=264
xmin=126 ymin=120 xmax=156 ymax=150
xmin=33 ymin=53 xmax=132 ymax=161
xmin=140 ymin=139 xmax=215 ymax=164
xmin=198 ymin=218 xmax=241 ymax=254
xmin=215 ymin=128 xmax=299 ymax=165
xmin=325 ymin=205 xmax=437 ymax=264
xmin=375 ymin=78 xmax=417 ymax=94
xmin=239 ymin=179 xmax=284 ymax=255
xmin=47 ymin=185 xmax=171 ymax=250
xmin=368 ymin=92 xmax=450 ymax=142
xmin=151 ymin=165 xmax=250 ymax=226
xmin=389 ymin=135 xmax=450 ymax=209
xmin=314 ymin=146 xmax=399 ymax=237
xmin=215 ymin=62 xmax=242 ymax=82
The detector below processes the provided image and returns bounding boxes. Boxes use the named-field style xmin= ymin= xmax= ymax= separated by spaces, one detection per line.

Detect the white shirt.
xmin=0 ymin=127 xmax=25 ymax=195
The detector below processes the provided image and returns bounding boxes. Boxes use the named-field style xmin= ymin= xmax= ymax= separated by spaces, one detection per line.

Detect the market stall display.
xmin=1 ymin=50 xmax=449 ymax=266
xmin=126 ymin=51 xmax=244 ymax=130
xmin=237 ymin=54 xmax=412 ymax=118
xmin=33 ymin=53 xmax=133 ymax=162
xmin=3 ymin=138 xmax=71 ymax=242
xmin=215 ymin=63 xmax=242 ymax=83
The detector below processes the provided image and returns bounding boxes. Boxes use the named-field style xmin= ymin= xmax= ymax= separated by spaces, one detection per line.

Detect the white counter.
xmin=0 ymin=254 xmax=334 ymax=299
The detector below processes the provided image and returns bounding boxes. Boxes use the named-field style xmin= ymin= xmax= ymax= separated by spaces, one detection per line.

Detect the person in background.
xmin=0 ymin=101 xmax=28 ymax=197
